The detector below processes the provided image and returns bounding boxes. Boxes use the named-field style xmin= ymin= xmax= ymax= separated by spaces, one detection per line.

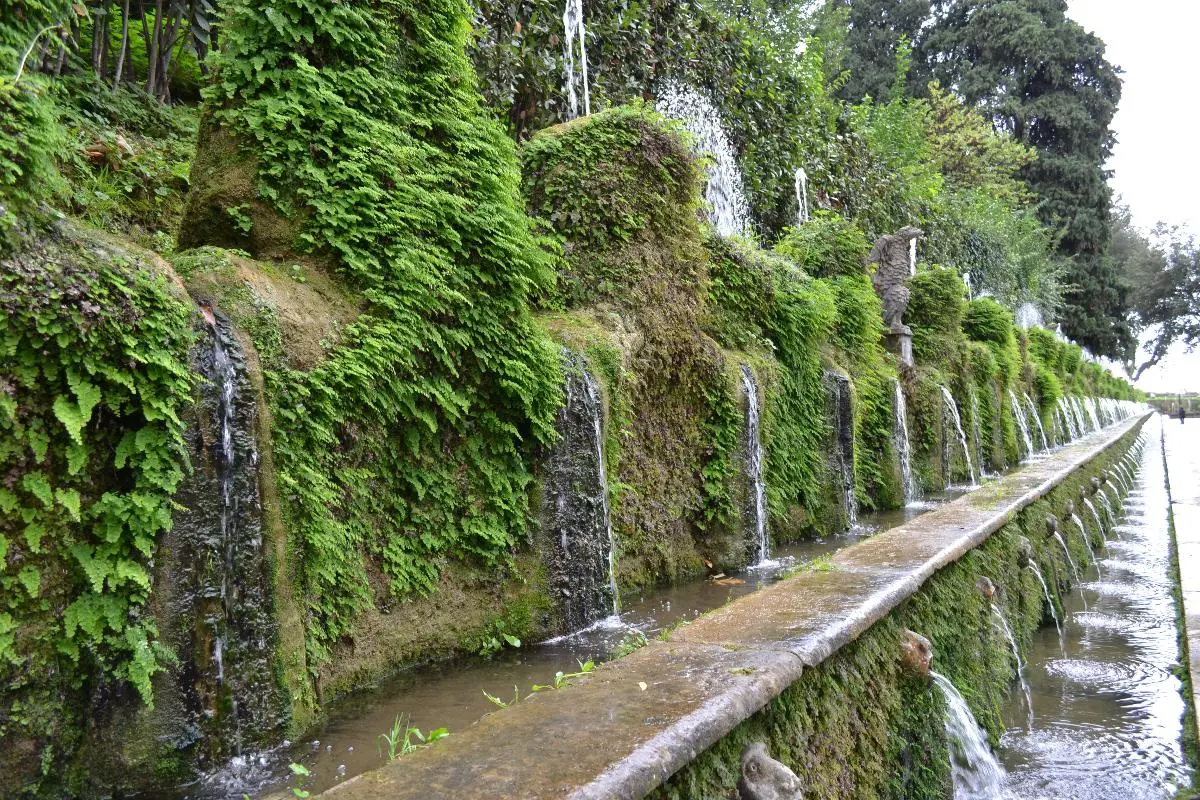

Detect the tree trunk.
xmin=113 ymin=0 xmax=131 ymax=87
xmin=146 ymin=0 xmax=164 ymax=97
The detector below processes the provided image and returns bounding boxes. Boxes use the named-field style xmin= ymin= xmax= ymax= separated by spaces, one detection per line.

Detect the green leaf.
xmin=21 ymin=472 xmax=53 ymax=507
xmin=52 ymin=396 xmax=87 ymax=445
xmin=18 ymin=567 xmax=40 ymax=598
xmin=57 ymin=488 xmax=81 ymax=521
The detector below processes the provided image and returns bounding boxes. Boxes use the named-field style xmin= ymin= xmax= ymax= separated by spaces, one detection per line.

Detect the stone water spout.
xmin=868 ymin=226 xmax=922 ymax=367
xmin=899 ymin=629 xmax=933 ymax=679
xmin=976 ymin=576 xmax=997 ymax=601
xmin=739 ymin=742 xmax=804 ymax=800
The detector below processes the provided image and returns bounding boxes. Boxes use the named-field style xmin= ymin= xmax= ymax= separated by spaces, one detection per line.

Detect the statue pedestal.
xmin=885 ymin=329 xmax=914 ymax=368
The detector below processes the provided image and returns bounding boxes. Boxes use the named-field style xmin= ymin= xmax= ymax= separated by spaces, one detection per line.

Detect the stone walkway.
xmin=1163 ymin=414 xmax=1200 ymax=752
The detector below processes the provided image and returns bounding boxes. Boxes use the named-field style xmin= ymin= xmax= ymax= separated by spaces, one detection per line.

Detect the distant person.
xmin=1179 ymin=406 xmax=1187 ymax=424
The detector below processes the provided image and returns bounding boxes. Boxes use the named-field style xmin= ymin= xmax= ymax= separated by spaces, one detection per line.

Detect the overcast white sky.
xmin=1067 ymin=0 xmax=1200 ymax=395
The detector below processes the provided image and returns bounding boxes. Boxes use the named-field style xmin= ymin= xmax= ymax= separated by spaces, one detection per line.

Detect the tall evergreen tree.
xmin=823 ymin=0 xmax=932 ymax=102
xmin=923 ymin=0 xmax=1129 ymax=357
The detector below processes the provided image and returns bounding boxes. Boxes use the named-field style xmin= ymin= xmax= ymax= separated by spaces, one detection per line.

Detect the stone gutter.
xmin=320 ymin=414 xmax=1148 ymax=800
xmin=1162 ymin=418 xmax=1200 ymax=752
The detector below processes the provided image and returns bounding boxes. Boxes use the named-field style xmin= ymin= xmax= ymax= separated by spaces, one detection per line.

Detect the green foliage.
xmin=378 ymin=714 xmax=448 ymax=761
xmin=963 ymin=297 xmax=1019 ymax=383
xmin=906 ymin=266 xmax=966 ymax=369
xmin=51 ymin=78 xmax=197 ymax=245
xmin=0 ymin=76 xmax=67 ymax=247
xmin=0 ymin=231 xmax=193 ymax=744
xmin=193 ymin=0 xmax=564 ymax=667
xmin=774 ymin=211 xmax=870 ymax=279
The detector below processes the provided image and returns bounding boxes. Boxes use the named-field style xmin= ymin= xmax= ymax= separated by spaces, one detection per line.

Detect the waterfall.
xmin=992 ymin=604 xmax=1033 ymax=726
xmin=826 ymin=371 xmax=858 ymax=527
xmin=1086 ymin=397 xmax=1101 ymax=430
xmin=741 ymin=366 xmax=769 ymax=563
xmin=1022 ymin=393 xmax=1048 ymax=451
xmin=940 ymin=386 xmax=976 ymax=487
xmin=1009 ymin=390 xmax=1034 ymax=460
xmin=794 ymin=167 xmax=810 ymax=225
xmin=544 ymin=352 xmax=618 ymax=631
xmin=1015 ymin=302 xmax=1043 ymax=329
xmin=892 ymin=379 xmax=918 ymax=506
xmin=655 ymin=83 xmax=751 ymax=237
xmin=1083 ymin=498 xmax=1105 ymax=540
xmin=1028 ymin=562 xmax=1062 ymax=641
xmin=171 ymin=306 xmax=284 ymax=762
xmin=932 ymin=672 xmax=1007 ymax=798
xmin=562 ymin=0 xmax=590 ymax=119
xmin=1060 ymin=397 xmax=1081 ymax=439
xmin=1071 ymin=514 xmax=1098 ymax=575
xmin=969 ymin=385 xmax=984 ymax=479
xmin=1073 ymin=396 xmax=1092 ymax=433
xmin=909 ymin=237 xmax=917 ymax=276
xmin=1052 ymin=530 xmax=1080 ymax=582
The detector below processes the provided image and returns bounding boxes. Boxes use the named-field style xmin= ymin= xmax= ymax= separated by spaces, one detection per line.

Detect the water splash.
xmin=932 ymin=671 xmax=1007 ymax=798
xmin=892 ymin=379 xmax=918 ymax=506
xmin=794 ymin=167 xmax=810 ymax=225
xmin=1028 ymin=562 xmax=1062 ymax=643
xmin=655 ymin=83 xmax=751 ymax=237
xmin=1015 ymin=302 xmax=1043 ymax=329
xmin=1022 ymin=393 xmax=1048 ymax=451
xmin=992 ymin=603 xmax=1033 ymax=727
xmin=1010 ymin=390 xmax=1034 ymax=460
xmin=562 ymin=0 xmax=590 ymax=119
xmin=741 ymin=366 xmax=769 ymax=563
xmin=544 ymin=351 xmax=618 ymax=630
xmin=940 ymin=386 xmax=977 ymax=487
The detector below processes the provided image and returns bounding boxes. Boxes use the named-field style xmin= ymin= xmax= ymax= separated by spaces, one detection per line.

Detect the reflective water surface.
xmin=997 ymin=420 xmax=1192 ymax=798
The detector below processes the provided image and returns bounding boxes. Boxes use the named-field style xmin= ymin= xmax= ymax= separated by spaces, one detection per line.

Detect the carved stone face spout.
xmin=739 ymin=742 xmax=804 ymax=800
xmin=900 ymin=629 xmax=933 ymax=679
xmin=976 ymin=576 xmax=996 ymax=601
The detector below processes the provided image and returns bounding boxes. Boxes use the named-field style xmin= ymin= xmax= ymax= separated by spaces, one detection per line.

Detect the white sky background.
xmin=1067 ymin=0 xmax=1200 ymax=395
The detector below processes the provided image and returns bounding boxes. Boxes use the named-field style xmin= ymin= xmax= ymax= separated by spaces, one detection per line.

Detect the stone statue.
xmin=738 ymin=742 xmax=804 ymax=800
xmin=867 ymin=226 xmax=923 ymax=334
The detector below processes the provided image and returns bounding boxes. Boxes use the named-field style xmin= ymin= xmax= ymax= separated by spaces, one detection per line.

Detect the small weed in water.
xmin=482 ymin=685 xmax=521 ymax=709
xmin=476 ymin=620 xmax=522 ymax=657
xmin=378 ymin=714 xmax=448 ymax=761
xmin=288 ymin=762 xmax=311 ymax=798
xmin=532 ymin=659 xmax=595 ymax=692
xmin=612 ymin=629 xmax=648 ymax=658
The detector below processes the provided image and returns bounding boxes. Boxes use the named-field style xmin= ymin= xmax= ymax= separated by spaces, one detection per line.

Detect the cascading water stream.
xmin=969 ymin=385 xmax=984 ymax=479
xmin=908 ymin=237 xmax=917 ymax=276
xmin=826 ymin=371 xmax=858 ymax=527
xmin=655 ymin=84 xmax=751 ymax=237
xmin=932 ymin=671 xmax=1007 ymax=798
xmin=544 ymin=352 xmax=618 ymax=630
xmin=741 ymin=366 xmax=770 ymax=563
xmin=794 ymin=167 xmax=809 ymax=225
xmin=940 ymin=386 xmax=976 ymax=487
xmin=561 ymin=0 xmax=590 ymax=119
xmin=1027 ymin=562 xmax=1062 ymax=643
xmin=1098 ymin=485 xmax=1118 ymax=526
xmin=1071 ymin=513 xmax=1099 ymax=577
xmin=1052 ymin=530 xmax=1080 ymax=582
xmin=1084 ymin=397 xmax=1101 ymax=431
xmin=892 ymin=379 xmax=918 ymax=506
xmin=992 ymin=604 xmax=1033 ymax=727
xmin=1010 ymin=390 xmax=1034 ymax=459
xmin=1022 ymin=392 xmax=1048 ymax=451
xmin=1083 ymin=498 xmax=1105 ymax=541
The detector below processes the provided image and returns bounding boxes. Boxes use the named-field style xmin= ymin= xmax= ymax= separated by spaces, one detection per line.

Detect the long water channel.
xmin=190 ymin=419 xmax=1194 ymax=800
xmin=994 ymin=418 xmax=1192 ymax=797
